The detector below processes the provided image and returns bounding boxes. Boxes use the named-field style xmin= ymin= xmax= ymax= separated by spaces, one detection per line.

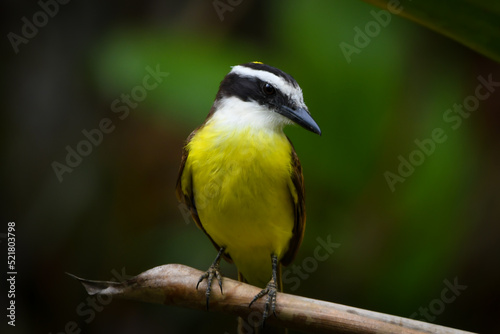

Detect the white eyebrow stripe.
xmin=230 ymin=65 xmax=304 ymax=106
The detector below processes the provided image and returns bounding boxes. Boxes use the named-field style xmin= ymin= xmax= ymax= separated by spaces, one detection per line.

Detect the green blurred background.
xmin=2 ymin=0 xmax=499 ymax=333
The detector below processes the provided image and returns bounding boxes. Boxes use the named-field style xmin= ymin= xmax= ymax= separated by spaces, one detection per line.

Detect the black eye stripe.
xmin=216 ymin=74 xmax=294 ymax=113
xmin=262 ymin=83 xmax=276 ymax=95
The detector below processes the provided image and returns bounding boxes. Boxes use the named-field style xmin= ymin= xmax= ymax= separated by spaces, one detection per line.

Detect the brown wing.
xmin=175 ymin=126 xmax=232 ymax=262
xmin=175 ymin=129 xmax=197 ymax=219
xmin=280 ymin=138 xmax=306 ymax=266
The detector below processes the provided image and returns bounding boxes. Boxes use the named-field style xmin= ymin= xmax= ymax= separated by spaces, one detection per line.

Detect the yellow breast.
xmin=185 ymin=123 xmax=295 ymax=286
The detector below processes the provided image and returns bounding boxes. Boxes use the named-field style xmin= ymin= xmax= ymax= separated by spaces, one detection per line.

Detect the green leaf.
xmin=362 ymin=0 xmax=500 ymax=62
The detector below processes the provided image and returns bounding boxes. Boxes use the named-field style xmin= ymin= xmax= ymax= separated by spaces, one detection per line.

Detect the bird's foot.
xmin=197 ymin=249 xmax=225 ymax=310
xmin=249 ymin=279 xmax=278 ymax=326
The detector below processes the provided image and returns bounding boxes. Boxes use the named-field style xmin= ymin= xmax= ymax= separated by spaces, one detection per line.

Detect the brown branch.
xmin=68 ymin=264 xmax=475 ymax=334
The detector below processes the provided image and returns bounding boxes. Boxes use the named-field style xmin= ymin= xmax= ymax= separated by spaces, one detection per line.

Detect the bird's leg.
xmin=249 ymin=254 xmax=279 ymax=326
xmin=197 ymin=247 xmax=225 ymax=309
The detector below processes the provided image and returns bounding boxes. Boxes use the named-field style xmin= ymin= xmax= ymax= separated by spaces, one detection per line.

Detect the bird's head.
xmin=209 ymin=62 xmax=321 ymax=135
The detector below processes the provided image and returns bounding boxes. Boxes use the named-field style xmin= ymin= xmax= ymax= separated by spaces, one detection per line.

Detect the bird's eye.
xmin=262 ymin=83 xmax=276 ymax=95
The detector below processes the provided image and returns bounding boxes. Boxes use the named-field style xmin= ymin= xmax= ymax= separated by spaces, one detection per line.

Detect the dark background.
xmin=2 ymin=0 xmax=499 ymax=333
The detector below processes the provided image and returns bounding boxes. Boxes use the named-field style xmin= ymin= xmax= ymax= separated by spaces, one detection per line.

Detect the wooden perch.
xmin=68 ymin=264 xmax=475 ymax=334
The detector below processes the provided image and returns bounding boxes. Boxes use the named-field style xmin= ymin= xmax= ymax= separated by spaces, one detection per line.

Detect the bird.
xmin=176 ymin=61 xmax=321 ymax=328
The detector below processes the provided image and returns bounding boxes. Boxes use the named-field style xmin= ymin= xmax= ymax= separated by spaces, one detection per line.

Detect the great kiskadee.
xmin=176 ymin=62 xmax=321 ymax=325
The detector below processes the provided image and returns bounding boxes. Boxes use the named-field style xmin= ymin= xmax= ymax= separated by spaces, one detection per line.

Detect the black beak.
xmin=278 ymin=105 xmax=321 ymax=135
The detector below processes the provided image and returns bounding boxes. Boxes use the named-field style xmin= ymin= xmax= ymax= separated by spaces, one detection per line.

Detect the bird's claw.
xmin=197 ymin=262 xmax=223 ymax=309
xmin=249 ymin=280 xmax=278 ymax=327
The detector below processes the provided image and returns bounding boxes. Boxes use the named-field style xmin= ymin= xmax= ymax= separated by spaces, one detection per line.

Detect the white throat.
xmin=208 ymin=96 xmax=291 ymax=132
